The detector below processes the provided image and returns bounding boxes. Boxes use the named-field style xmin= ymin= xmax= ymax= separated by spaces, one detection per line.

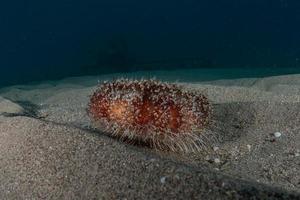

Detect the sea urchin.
xmin=87 ymin=79 xmax=212 ymax=152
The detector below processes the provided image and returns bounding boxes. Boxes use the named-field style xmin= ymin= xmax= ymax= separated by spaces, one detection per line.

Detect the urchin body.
xmin=88 ymin=79 xmax=212 ymax=152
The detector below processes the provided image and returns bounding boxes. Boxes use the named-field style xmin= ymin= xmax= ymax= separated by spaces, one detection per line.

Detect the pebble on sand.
xmin=214 ymin=158 xmax=221 ymax=164
xmin=160 ymin=176 xmax=166 ymax=184
xmin=213 ymin=146 xmax=219 ymax=151
xmin=246 ymin=144 xmax=251 ymax=152
xmin=273 ymin=132 xmax=282 ymax=138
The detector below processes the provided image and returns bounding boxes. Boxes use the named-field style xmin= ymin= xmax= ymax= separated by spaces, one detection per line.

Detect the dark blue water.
xmin=1 ymin=0 xmax=300 ymax=87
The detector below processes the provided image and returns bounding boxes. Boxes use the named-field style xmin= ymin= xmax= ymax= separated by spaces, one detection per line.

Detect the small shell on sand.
xmin=273 ymin=132 xmax=282 ymax=138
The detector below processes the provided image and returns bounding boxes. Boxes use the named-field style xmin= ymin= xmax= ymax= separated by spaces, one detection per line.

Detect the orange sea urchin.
xmin=88 ymin=79 xmax=212 ymax=152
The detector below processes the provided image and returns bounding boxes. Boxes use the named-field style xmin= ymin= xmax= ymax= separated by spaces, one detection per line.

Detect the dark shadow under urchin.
xmin=87 ymin=101 xmax=257 ymax=154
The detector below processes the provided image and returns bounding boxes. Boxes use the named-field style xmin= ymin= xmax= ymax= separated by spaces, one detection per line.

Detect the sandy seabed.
xmin=0 ymin=69 xmax=299 ymax=199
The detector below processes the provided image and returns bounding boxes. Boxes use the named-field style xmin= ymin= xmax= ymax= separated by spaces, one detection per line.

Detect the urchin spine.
xmin=88 ymin=78 xmax=213 ymax=152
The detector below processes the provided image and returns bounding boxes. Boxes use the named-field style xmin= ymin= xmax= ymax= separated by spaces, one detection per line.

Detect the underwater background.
xmin=1 ymin=0 xmax=300 ymax=87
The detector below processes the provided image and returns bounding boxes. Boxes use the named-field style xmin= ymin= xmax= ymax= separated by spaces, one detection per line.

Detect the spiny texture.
xmin=88 ymin=79 xmax=212 ymax=152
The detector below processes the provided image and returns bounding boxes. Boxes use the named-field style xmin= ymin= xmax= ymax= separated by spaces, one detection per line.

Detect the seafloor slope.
xmin=0 ymin=69 xmax=299 ymax=199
